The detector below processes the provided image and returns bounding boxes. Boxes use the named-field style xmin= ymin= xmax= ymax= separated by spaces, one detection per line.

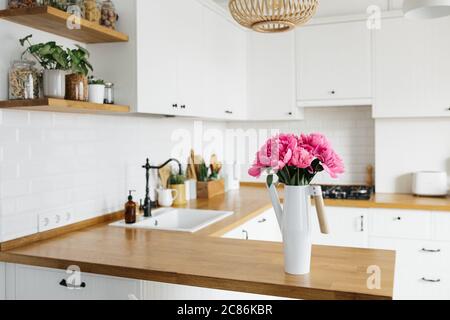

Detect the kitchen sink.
xmin=109 ymin=208 xmax=233 ymax=233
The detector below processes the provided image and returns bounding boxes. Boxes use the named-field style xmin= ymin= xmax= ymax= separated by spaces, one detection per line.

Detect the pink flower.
xmin=248 ymin=132 xmax=345 ymax=180
xmin=299 ymin=133 xmax=345 ymax=178
xmin=289 ymin=147 xmax=315 ymax=169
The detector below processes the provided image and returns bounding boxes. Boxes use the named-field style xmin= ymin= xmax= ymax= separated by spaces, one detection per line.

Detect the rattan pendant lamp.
xmin=229 ymin=0 xmax=319 ymax=33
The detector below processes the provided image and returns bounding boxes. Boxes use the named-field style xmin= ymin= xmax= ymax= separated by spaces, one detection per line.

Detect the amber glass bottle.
xmin=125 ymin=190 xmax=136 ymax=224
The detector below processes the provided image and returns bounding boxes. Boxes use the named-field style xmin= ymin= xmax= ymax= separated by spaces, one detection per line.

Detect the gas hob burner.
xmin=320 ymin=185 xmax=373 ymax=201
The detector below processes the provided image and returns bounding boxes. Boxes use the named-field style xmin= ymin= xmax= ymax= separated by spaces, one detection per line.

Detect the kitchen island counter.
xmin=0 ymin=186 xmax=395 ymax=300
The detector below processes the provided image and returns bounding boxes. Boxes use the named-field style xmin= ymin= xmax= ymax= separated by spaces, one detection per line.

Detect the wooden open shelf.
xmin=0 ymin=6 xmax=128 ymax=43
xmin=0 ymin=98 xmax=130 ymax=115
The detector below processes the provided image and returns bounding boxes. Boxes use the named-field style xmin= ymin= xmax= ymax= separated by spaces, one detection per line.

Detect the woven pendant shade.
xmin=229 ymin=0 xmax=318 ymax=33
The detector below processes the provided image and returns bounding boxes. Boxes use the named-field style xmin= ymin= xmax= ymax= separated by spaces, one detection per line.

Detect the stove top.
xmin=320 ymin=185 xmax=374 ymax=201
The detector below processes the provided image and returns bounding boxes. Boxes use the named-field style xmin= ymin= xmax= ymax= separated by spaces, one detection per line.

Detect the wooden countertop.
xmin=0 ymin=186 xmax=395 ymax=300
xmin=241 ymin=182 xmax=450 ymax=212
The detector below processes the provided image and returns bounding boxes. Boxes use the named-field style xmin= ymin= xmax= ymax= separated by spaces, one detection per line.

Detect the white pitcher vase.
xmin=268 ymin=184 xmax=329 ymax=275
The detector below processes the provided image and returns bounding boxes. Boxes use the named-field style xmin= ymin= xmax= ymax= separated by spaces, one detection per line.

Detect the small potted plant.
xmin=88 ymin=76 xmax=105 ymax=104
xmin=196 ymin=155 xmax=225 ymax=199
xmin=20 ymin=34 xmax=69 ymax=99
xmin=168 ymin=171 xmax=187 ymax=205
xmin=66 ymin=45 xmax=93 ymax=101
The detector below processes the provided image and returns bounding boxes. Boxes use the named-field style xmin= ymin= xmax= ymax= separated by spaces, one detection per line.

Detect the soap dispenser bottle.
xmin=125 ymin=190 xmax=137 ymax=224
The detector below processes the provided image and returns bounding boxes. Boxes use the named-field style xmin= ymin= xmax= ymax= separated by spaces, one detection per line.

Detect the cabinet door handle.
xmin=59 ymin=279 xmax=86 ymax=289
xmin=242 ymin=230 xmax=249 ymax=240
xmin=329 ymin=90 xmax=336 ymax=95
xmin=225 ymin=110 xmax=233 ymax=114
xmin=172 ymin=104 xmax=178 ymax=108
xmin=360 ymin=215 xmax=364 ymax=232
xmin=394 ymin=217 xmax=402 ymax=221
xmin=421 ymin=277 xmax=441 ymax=283
xmin=421 ymin=248 xmax=441 ymax=253
xmin=258 ymin=218 xmax=267 ymax=224
xmin=180 ymin=105 xmax=186 ymax=109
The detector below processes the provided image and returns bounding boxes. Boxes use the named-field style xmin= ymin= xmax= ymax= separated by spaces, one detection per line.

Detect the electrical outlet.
xmin=38 ymin=207 xmax=74 ymax=232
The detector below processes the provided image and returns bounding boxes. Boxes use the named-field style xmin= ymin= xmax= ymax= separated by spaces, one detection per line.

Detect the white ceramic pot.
xmin=88 ymin=84 xmax=105 ymax=104
xmin=43 ymin=69 xmax=66 ymax=98
xmin=268 ymin=184 xmax=328 ymax=275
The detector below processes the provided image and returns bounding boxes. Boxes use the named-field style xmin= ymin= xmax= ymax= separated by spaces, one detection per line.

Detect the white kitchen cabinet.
xmin=204 ymin=7 xmax=247 ymax=120
xmin=136 ymin=0 xmax=178 ymax=116
xmin=432 ymin=211 xmax=450 ymax=242
xmin=247 ymin=32 xmax=303 ymax=121
xmin=142 ymin=280 xmax=288 ymax=300
xmin=136 ymin=0 xmax=206 ymax=117
xmin=370 ymin=237 xmax=450 ymax=300
xmin=312 ymin=207 xmax=369 ymax=248
xmin=296 ymin=21 xmax=372 ymax=107
xmin=373 ymin=17 xmax=450 ymax=118
xmin=7 ymin=264 xmax=141 ymax=300
xmin=223 ymin=209 xmax=282 ymax=242
xmin=369 ymin=209 xmax=432 ymax=240
xmin=0 ymin=263 xmax=5 ymax=300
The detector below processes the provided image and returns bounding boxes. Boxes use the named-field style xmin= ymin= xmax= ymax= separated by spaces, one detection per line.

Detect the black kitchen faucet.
xmin=142 ymin=158 xmax=183 ymax=218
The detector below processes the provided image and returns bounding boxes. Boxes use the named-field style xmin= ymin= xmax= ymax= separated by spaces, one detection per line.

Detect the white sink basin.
xmin=109 ymin=208 xmax=233 ymax=233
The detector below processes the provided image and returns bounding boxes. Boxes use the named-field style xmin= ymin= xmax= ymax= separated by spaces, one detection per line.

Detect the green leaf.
xmin=267 ymin=175 xmax=274 ymax=188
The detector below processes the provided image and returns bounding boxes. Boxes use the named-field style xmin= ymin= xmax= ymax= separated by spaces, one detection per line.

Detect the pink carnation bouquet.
xmin=248 ymin=133 xmax=345 ymax=186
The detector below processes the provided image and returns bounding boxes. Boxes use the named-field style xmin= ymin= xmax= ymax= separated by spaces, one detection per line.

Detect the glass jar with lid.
xmin=8 ymin=0 xmax=43 ymax=9
xmin=48 ymin=0 xmax=68 ymax=11
xmin=104 ymin=82 xmax=114 ymax=104
xmin=100 ymin=0 xmax=117 ymax=29
xmin=84 ymin=0 xmax=100 ymax=23
xmin=66 ymin=0 xmax=85 ymax=18
xmin=9 ymin=60 xmax=40 ymax=100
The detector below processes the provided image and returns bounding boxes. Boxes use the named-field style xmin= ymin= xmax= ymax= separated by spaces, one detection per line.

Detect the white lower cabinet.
xmin=312 ymin=207 xmax=368 ymax=248
xmin=0 ymin=263 xmax=5 ymax=300
xmin=141 ymin=281 xmax=289 ymax=300
xmin=223 ymin=206 xmax=450 ymax=300
xmin=6 ymin=264 xmax=141 ymax=300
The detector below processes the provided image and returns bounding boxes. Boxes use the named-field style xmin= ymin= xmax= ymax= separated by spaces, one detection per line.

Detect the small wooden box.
xmin=197 ymin=179 xmax=225 ymax=199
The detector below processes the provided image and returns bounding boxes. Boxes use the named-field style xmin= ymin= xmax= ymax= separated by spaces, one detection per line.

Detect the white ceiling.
xmin=212 ymin=0 xmax=404 ymax=17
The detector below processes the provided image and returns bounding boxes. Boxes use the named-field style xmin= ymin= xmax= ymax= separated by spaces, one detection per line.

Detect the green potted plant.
xmin=20 ymin=34 xmax=69 ymax=99
xmin=88 ymin=76 xmax=105 ymax=104
xmin=168 ymin=171 xmax=187 ymax=205
xmin=66 ymin=45 xmax=93 ymax=101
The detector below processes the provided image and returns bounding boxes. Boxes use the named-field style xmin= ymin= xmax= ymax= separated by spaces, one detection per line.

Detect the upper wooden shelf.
xmin=0 ymin=6 xmax=129 ymax=43
xmin=0 ymin=98 xmax=130 ymax=115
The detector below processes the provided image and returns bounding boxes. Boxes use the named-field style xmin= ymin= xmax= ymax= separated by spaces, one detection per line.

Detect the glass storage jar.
xmin=9 ymin=60 xmax=40 ymax=100
xmin=8 ymin=0 xmax=43 ymax=9
xmin=66 ymin=0 xmax=85 ymax=18
xmin=48 ymin=0 xmax=68 ymax=11
xmin=100 ymin=0 xmax=117 ymax=29
xmin=104 ymin=82 xmax=114 ymax=104
xmin=84 ymin=0 xmax=100 ymax=23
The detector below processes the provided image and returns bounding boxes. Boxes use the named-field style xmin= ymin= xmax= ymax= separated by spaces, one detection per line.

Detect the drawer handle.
xmin=242 ymin=230 xmax=249 ymax=240
xmin=59 ymin=279 xmax=86 ymax=289
xmin=421 ymin=277 xmax=441 ymax=283
xmin=394 ymin=217 xmax=402 ymax=221
xmin=258 ymin=218 xmax=267 ymax=224
xmin=421 ymin=248 xmax=441 ymax=253
xmin=360 ymin=215 xmax=364 ymax=232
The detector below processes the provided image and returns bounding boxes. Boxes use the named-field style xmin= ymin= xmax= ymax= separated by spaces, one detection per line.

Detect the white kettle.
xmin=267 ymin=183 xmax=329 ymax=275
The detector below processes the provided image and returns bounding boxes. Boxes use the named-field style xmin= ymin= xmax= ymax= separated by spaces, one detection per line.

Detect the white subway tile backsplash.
xmin=228 ymin=107 xmax=375 ymax=185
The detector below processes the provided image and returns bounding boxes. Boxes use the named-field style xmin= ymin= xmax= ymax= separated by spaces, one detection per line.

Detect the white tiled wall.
xmin=227 ymin=106 xmax=375 ymax=185
xmin=0 ymin=110 xmax=225 ymax=242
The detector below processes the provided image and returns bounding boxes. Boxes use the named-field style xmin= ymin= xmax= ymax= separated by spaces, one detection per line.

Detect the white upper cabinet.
xmin=296 ymin=21 xmax=372 ymax=107
xmin=203 ymin=7 xmax=247 ymax=120
xmin=137 ymin=0 xmax=178 ymax=116
xmin=247 ymin=32 xmax=302 ymax=121
xmin=373 ymin=17 xmax=450 ymax=118
xmin=137 ymin=0 xmax=205 ymax=116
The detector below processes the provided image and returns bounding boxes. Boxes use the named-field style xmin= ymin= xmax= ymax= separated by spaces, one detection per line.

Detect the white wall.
xmin=0 ymin=1 xmax=227 ymax=242
xmin=375 ymin=118 xmax=450 ymax=193
xmin=227 ymin=107 xmax=375 ymax=185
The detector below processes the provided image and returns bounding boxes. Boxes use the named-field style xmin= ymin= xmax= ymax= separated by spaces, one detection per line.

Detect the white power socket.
xmin=38 ymin=207 xmax=74 ymax=232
